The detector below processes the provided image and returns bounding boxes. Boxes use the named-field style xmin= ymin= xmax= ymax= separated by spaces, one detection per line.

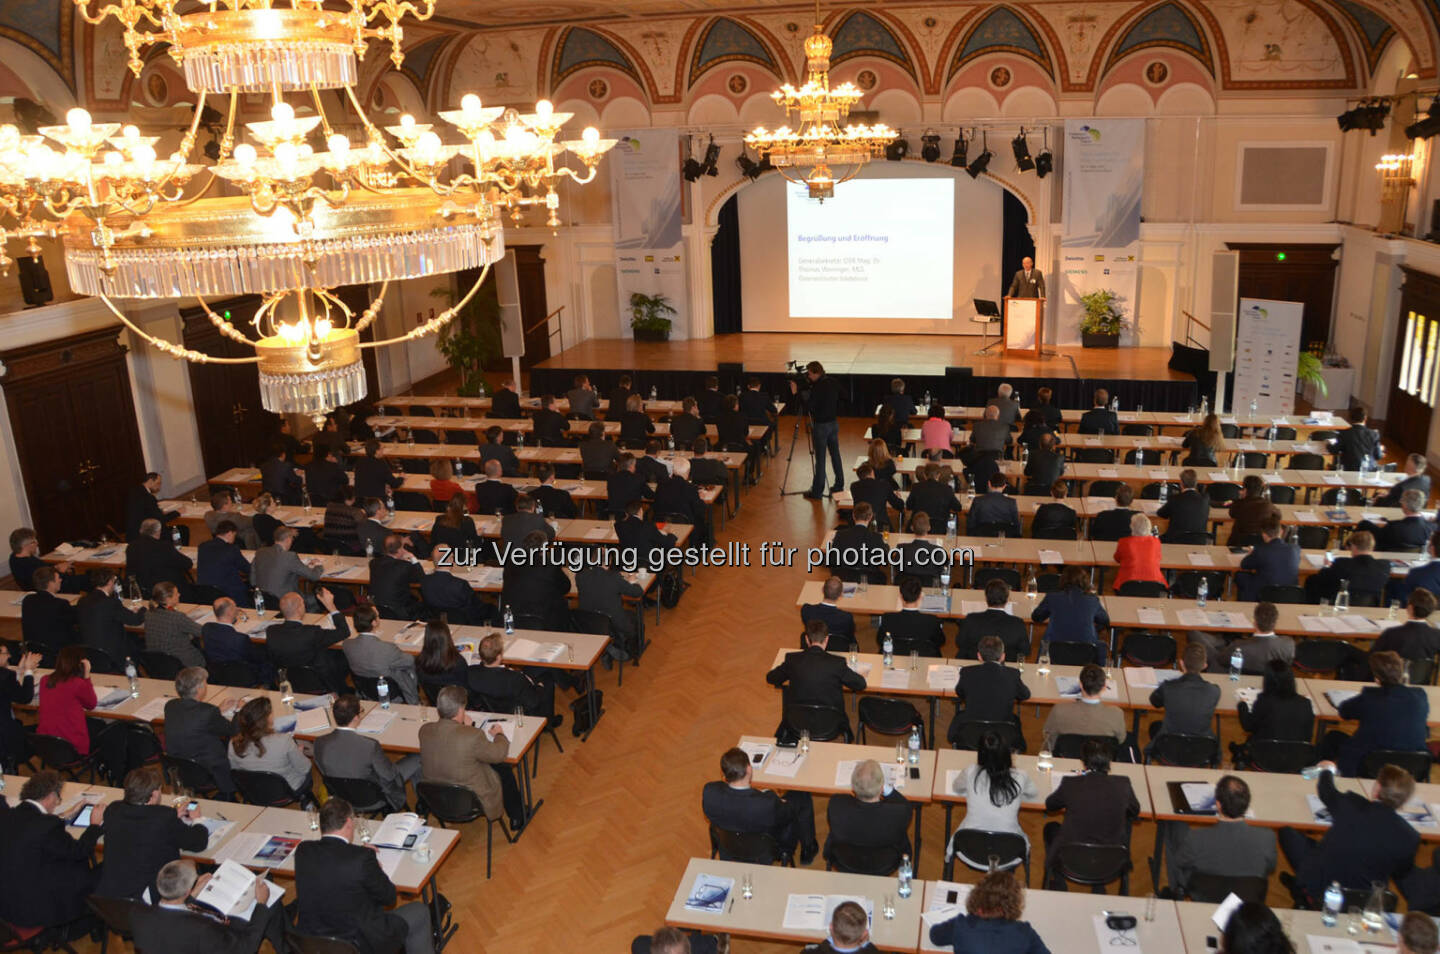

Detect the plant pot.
xmin=1082 ymin=332 xmax=1120 ymax=348
xmin=632 ymin=327 xmax=670 ymax=342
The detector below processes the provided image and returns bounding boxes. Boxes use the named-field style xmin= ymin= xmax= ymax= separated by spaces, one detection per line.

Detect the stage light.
xmin=1406 ymin=96 xmax=1440 ymax=139
xmin=1011 ymin=129 xmax=1034 ymax=172
xmin=884 ymin=135 xmax=909 ymax=161
xmin=702 ymin=137 xmax=721 ymax=176
xmin=1338 ymin=98 xmax=1390 ymax=135
xmin=920 ymin=131 xmax=941 ymax=163
xmin=950 ymin=134 xmax=967 ymax=168
xmin=736 ymin=148 xmax=770 ymax=181
xmin=1033 ymin=127 xmax=1052 ymax=178
xmin=966 ymin=132 xmax=991 ymax=179
xmin=682 ymin=135 xmax=704 ymax=181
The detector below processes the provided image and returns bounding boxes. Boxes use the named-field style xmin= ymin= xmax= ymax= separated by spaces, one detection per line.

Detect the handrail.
xmin=523 ymin=305 xmax=565 ymax=354
xmin=1181 ymin=310 xmax=1210 ymax=349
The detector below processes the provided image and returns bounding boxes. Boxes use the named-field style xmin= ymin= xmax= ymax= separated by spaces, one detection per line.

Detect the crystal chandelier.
xmin=743 ymin=1 xmax=895 ymax=201
xmin=0 ymin=1 xmax=615 ymax=424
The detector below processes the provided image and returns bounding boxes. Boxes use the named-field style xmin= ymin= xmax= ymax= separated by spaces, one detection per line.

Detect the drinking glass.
xmin=909 ymin=650 xmax=919 ymax=672
xmin=308 ymin=808 xmax=320 ymax=831
xmin=741 ymin=874 xmax=753 ymax=900
xmin=415 ymin=844 xmax=433 ymax=865
xmin=1036 ymin=749 xmax=1053 ymax=772
xmin=799 ymin=729 xmax=810 ymax=755
xmin=514 ymin=705 xmax=524 ymax=730
xmin=894 ymin=743 xmax=905 ymax=764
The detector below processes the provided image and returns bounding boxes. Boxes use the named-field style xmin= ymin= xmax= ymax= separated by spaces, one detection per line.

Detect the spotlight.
xmin=682 ymin=136 xmax=703 ymax=181
xmin=1338 ymin=98 xmax=1390 ymax=135
xmin=884 ymin=135 xmax=909 ymax=161
xmin=1407 ymin=96 xmax=1440 ymax=140
xmin=702 ymin=137 xmax=721 ymax=176
xmin=736 ymin=149 xmax=770 ymax=181
xmin=1011 ymin=129 xmax=1034 ymax=172
xmin=1034 ymin=127 xmax=1052 ymax=178
xmin=966 ymin=132 xmax=991 ymax=179
xmin=921 ymin=130 xmax=941 ymax=163
xmin=950 ymin=134 xmax=967 ymax=169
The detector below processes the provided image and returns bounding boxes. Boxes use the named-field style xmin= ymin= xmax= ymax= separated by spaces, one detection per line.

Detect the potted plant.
xmin=1078 ymin=288 xmax=1128 ymax=348
xmin=432 ymin=282 xmax=502 ymax=396
xmin=1297 ymin=351 xmax=1328 ymax=397
xmin=630 ymin=292 xmax=676 ymax=341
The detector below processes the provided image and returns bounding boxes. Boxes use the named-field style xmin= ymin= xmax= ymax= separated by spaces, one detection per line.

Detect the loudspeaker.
xmin=17 ymin=255 xmax=53 ymax=307
xmin=1208 ymin=250 xmax=1239 ymax=372
xmin=945 ymin=366 xmax=974 ymax=378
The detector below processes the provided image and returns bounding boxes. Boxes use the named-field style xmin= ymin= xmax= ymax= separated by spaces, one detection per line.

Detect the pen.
xmin=726 ymin=896 xmax=734 ymax=913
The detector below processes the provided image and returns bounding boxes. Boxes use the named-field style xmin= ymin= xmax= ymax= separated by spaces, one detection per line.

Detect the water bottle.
xmin=649 ymin=385 xmax=657 ymax=401
xmin=278 ymin=668 xmax=294 ymax=706
xmin=666 ymin=434 xmax=675 ymax=451
xmin=377 ymin=676 xmax=390 ymax=710
xmin=365 ymin=537 xmax=375 ymax=558
xmin=124 ymin=657 xmax=139 ymax=698
xmin=453 ymin=458 xmax=464 ymax=477
xmin=1249 ymin=398 xmax=1258 ymax=417
xmin=170 ymin=526 xmax=181 ymax=544
xmin=1334 ymin=580 xmax=1351 ymax=613
xmin=1200 ymin=396 xmax=1209 ymax=417
xmin=1111 ymin=396 xmax=1119 ymax=413
xmin=1267 ymin=423 xmax=1278 ymax=444
xmin=503 ymin=605 xmax=515 ymax=634
xmin=907 ymin=725 xmax=921 ymax=764
xmin=517 ymin=429 xmax=526 ymax=447
xmin=1229 ymin=648 xmax=1243 ymax=682
xmin=253 ymin=589 xmax=265 ymax=614
xmin=406 ymin=428 xmax=415 ymax=445
xmin=1336 ymin=488 xmax=1347 ymax=510
xmin=1300 ymin=764 xmax=1325 ymax=780
xmin=897 ymin=855 xmax=913 ymax=899
xmin=1196 ymin=576 xmax=1209 ymax=608
xmin=922 ymin=390 xmax=932 ymax=408
xmin=1135 ymin=448 xmax=1144 ymax=467
xmin=1158 ymin=481 xmax=1169 ymax=504
xmin=385 ymin=489 xmax=395 ymax=512
xmin=939 ymin=567 xmax=951 ymax=596
xmin=302 ymin=491 xmax=312 ymax=513
xmin=882 ymin=633 xmax=894 ymax=668
xmin=1322 ymin=881 xmax=1343 ymax=927
xmin=945 ymin=514 xmax=957 ymax=542
xmin=1025 ymin=572 xmax=1038 ymax=599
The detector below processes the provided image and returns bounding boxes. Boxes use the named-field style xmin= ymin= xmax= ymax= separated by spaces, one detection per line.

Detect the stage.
xmin=530 ymin=333 xmax=1200 ymax=413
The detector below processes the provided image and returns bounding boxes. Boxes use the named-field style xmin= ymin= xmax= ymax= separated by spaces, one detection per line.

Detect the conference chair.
xmin=231 ymin=769 xmax=308 ymax=808
xmin=85 ymin=895 xmax=144 ymax=954
xmin=1120 ymin=632 xmax=1176 ymax=668
xmin=321 ymin=775 xmax=392 ymax=818
xmin=1147 ymin=733 xmax=1220 ymax=768
xmin=950 ymin=720 xmax=1025 ymax=754
xmin=0 ymin=920 xmax=79 ymax=954
xmin=1293 ymin=639 xmax=1353 ymax=678
xmin=572 ymin=606 xmax=641 ymax=684
xmin=281 ymin=665 xmax=331 ymax=695
xmin=973 ymin=567 xmax=1021 ymax=589
xmin=856 ymin=697 xmax=924 ymax=745
xmin=1053 ymin=734 xmax=1121 ymax=762
xmin=77 ymin=646 xmax=121 ymax=676
xmin=1296 ymin=526 xmax=1332 ymax=551
xmin=159 ymin=753 xmax=223 ymax=800
xmin=1139 ymin=482 xmax=1178 ymax=500
xmin=1047 ymin=841 xmax=1132 ymax=894
xmin=417 ymin=780 xmax=513 ymax=879
xmin=1207 ymin=484 xmax=1242 ymax=506
xmin=709 ymin=824 xmax=791 ymax=867
xmin=1117 ymin=580 xmax=1168 ymax=598
xmin=207 ymin=659 xmax=261 ymax=688
xmin=1072 ymin=449 xmax=1116 ymax=465
xmin=1246 ymin=739 xmax=1317 ymax=774
xmin=1185 ymin=873 xmax=1269 ymax=904
xmin=349 ymin=674 xmax=381 ymax=701
xmin=1358 ymin=749 xmax=1432 ymax=783
xmin=1288 ymin=452 xmax=1327 ymax=471
xmin=1258 ymin=584 xmax=1308 ymax=604
xmin=285 ymin=931 xmax=362 ymax=954
xmin=781 ymin=700 xmax=852 ymax=743
xmin=1034 ymin=573 xmax=1061 ymax=593
xmin=945 ymin=829 xmax=1030 ymax=884
xmin=827 ymin=842 xmax=902 ymax=877
xmin=1170 ymin=571 xmax=1226 ymax=601
xmin=27 ymin=733 xmax=99 ymax=783
xmin=1046 ymin=641 xmax=1103 ymax=667
xmin=134 ymin=650 xmax=184 ymax=681
xmin=1086 ymin=481 xmax=1124 ymax=499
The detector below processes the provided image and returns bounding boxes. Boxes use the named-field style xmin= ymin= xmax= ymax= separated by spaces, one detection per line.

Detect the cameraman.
xmin=790 ymin=360 xmax=843 ymax=499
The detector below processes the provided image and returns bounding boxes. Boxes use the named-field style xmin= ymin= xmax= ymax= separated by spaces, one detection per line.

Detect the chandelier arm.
xmin=309 ymin=84 xmax=337 ymax=141
xmin=360 ymin=263 xmax=490 ymax=349
xmin=192 ymin=288 xmax=261 ymax=347
xmin=96 ymin=293 xmax=259 ymax=364
xmin=553 ymin=165 xmax=598 ymax=187
xmin=351 ymin=280 xmax=391 ymax=334
xmin=340 ymin=85 xmax=433 ymax=184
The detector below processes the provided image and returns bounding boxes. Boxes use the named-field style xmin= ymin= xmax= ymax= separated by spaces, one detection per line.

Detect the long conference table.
xmin=870 ymin=426 xmax=1333 ymax=461
xmin=896 ymin=405 xmax=1351 ymax=435
xmin=368 ymin=413 xmax=769 ymax=444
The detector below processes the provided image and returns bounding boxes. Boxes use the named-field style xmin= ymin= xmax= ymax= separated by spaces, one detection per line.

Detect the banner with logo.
xmin=1059 ymin=119 xmax=1144 ymax=346
xmin=1234 ymin=298 xmax=1304 ymax=416
xmin=609 ymin=130 xmax=688 ymax=339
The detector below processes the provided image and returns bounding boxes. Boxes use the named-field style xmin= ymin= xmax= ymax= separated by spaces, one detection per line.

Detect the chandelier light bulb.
xmin=400 ymin=114 xmax=416 ymax=130
xmin=103 ymin=151 xmax=123 ymax=167
xmin=582 ymin=127 xmax=600 ymax=146
xmin=273 ymin=141 xmax=298 ymax=169
xmin=66 ymin=108 xmax=93 ymax=132
xmin=270 ymin=101 xmax=295 ymax=123
xmin=535 ymin=100 xmax=554 ymax=117
xmin=461 ymin=94 xmax=482 ymax=115
xmin=327 ymin=134 xmax=350 ymax=155
xmin=233 ymin=143 xmax=258 ymax=166
xmin=121 ymin=125 xmax=140 ymax=141
xmin=133 ymin=143 xmax=157 ymax=167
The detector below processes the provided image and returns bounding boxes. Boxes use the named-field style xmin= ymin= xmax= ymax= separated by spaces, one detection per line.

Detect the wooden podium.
xmin=1003 ymin=296 xmax=1044 ymax=357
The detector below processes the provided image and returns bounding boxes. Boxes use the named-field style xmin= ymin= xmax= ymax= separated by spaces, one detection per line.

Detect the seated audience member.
xmin=204 ymin=491 xmax=258 ymax=549
xmin=1392 ymin=529 xmax=1440 ymax=604
xmin=260 ymin=444 xmax=304 ymax=505
xmin=532 ymin=394 xmax=569 ymax=446
xmin=927 ymin=869 xmax=1051 ymax=954
xmin=479 ymin=425 xmax=520 ymax=477
xmin=22 ymin=565 xmax=78 ymax=657
xmin=1088 ymin=484 xmax=1138 ymax=543
xmin=767 ymin=622 xmax=866 ymax=741
xmin=490 ymin=379 xmax=522 ymax=419
xmin=1043 ymin=740 xmax=1141 ymax=889
xmin=1319 ymin=650 xmax=1428 ymax=776
xmin=343 ymin=604 xmax=421 ymax=704
xmin=800 ymin=576 xmax=856 ymax=651
xmin=304 ymin=446 xmax=348 ymax=507
xmin=872 ymin=405 xmax=903 ymax=456
xmin=1228 ymin=476 xmax=1279 ymax=546
xmin=128 ymin=516 xmax=193 ymax=595
xmin=1040 ymin=663 xmax=1126 ymax=753
xmin=969 ymin=404 xmax=1011 ymax=456
xmin=356 ymin=497 xmax=394 ymax=559
xmin=164 ymin=666 xmax=239 ymax=796
xmin=1166 ymin=775 xmax=1277 ymax=899
xmin=580 ymin=420 xmax=622 ymax=474
xmin=501 ymin=493 xmax=554 ymax=548
xmin=967 ymin=472 xmax=1021 ymax=538
xmin=1078 ymin=389 xmax=1119 ymax=435
xmin=1236 ymin=659 xmax=1315 ymax=752
xmin=1371 ymin=588 xmax=1440 ymax=665
xmin=703 ymin=746 xmax=816 ymax=864
xmin=1030 ymin=566 xmax=1110 ymax=665
xmin=1333 ymin=406 xmax=1382 ymax=471
xmin=251 ymin=526 xmax=324 ymax=608
xmin=669 ymin=398 xmax=705 ymax=447
xmin=688 ymin=437 xmax=730 ymax=487
xmin=77 ymin=568 xmax=143 ymax=666
xmin=619 ymin=393 xmax=656 ymax=445
xmin=419 ymin=685 xmax=527 ymax=832
xmin=802 ymin=901 xmax=881 ymax=954
xmin=266 ymin=588 xmax=350 ymax=693
xmin=1157 ymin=469 xmax=1210 ymax=541
xmin=615 ymin=498 xmax=677 ymax=571
xmin=1181 ymin=414 xmax=1223 ymax=468
xmin=1279 ymin=761 xmax=1419 ymax=905
xmin=430 ymin=492 xmax=480 ymax=555
xmin=202 ymin=597 xmax=272 ymax=683
xmin=1305 ymin=530 xmax=1391 ymax=605
xmin=1366 ymin=488 xmax=1435 ymax=553
xmin=949 ymin=637 xmax=1030 ymax=741
xmin=946 ymin=731 xmax=1038 ymax=868
xmin=740 ymin=377 xmax=776 ymax=436
xmin=314 ymin=694 xmax=420 ymax=813
xmin=37 ymin=644 xmax=102 ymax=759
xmin=429 ymin=458 xmax=475 ymax=512
xmin=1113 ymin=513 xmax=1166 ymax=592
xmin=697 ymin=375 xmax=723 ymax=422
xmin=130 ymin=858 xmax=282 ymax=952
xmin=369 ymin=533 xmax=424 ymax=617
xmin=0 ymin=643 xmax=39 ymax=771
xmin=879 ymin=575 xmax=945 ymax=656
xmin=295 ymin=797 xmax=434 ymax=954
xmin=1220 ymin=903 xmax=1293 ymax=954
xmin=421 ymin=564 xmax=494 ymax=626
xmin=1379 ymin=453 xmax=1432 ymax=508
xmin=353 ymin=439 xmax=403 ymax=501
xmin=1193 ymin=600 xmax=1294 ymax=675
xmin=501 ymin=529 xmax=572 ymax=632
xmin=1031 ymin=480 xmax=1077 ymax=539
xmin=654 ymin=456 xmax=711 ymax=546
xmin=143 ymin=580 xmax=206 ymax=668
xmin=469 ymin=632 xmax=559 ymax=726
xmin=1023 ymin=433 xmax=1065 ymax=495
xmin=0 ymin=770 xmax=106 ymax=932
xmin=892 ymin=512 xmax=947 ymax=583
xmin=1235 ymin=515 xmax=1300 ymax=601
xmin=471 ymin=459 xmax=516 ymax=516
xmin=576 ymin=549 xmax=645 ymax=663
xmin=920 ymin=404 xmax=953 ymax=455
xmin=1146 ymin=643 xmax=1220 ymax=755
xmin=94 ymin=767 xmax=208 ymax=901
xmin=954 ymin=579 xmax=1028 ymax=661
xmin=636 ymin=440 xmax=671 ymax=487
xmin=906 ymin=462 xmax=960 ymax=528
xmin=126 ymin=471 xmax=180 ymax=541
xmin=1398 ymin=913 xmax=1439 ymax=954
xmin=823 ymin=760 xmax=911 ymax=869
xmin=197 ymin=519 xmax=251 ymax=602
xmin=826 ymin=502 xmax=889 ymax=584
xmin=567 ymin=374 xmax=599 ymax=420
xmin=415 ymin=620 xmax=472 ymax=699
xmin=228 ymin=696 xmax=313 ymax=800
xmin=605 ymin=375 xmax=634 ymax=422
xmin=606 ymin=452 xmax=651 ymax=519
xmin=533 ymin=463 xmax=579 ymax=519
xmin=9 ymin=526 xmax=83 ymax=592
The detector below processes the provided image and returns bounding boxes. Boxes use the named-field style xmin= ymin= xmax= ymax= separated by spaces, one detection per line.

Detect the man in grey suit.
xmin=985 ymin=383 xmax=1022 ymax=430
xmin=968 ymin=404 xmax=1012 ymax=456
xmin=341 ymin=605 xmax=420 ymax=704
xmin=204 ymin=491 xmax=259 ymax=549
xmin=251 ymin=526 xmax=324 ymax=610
xmin=1166 ymin=775 xmax=1277 ymax=897
xmin=1006 ymin=256 xmax=1045 ymax=298
xmin=1146 ymin=643 xmax=1221 ymax=757
xmin=500 ymin=494 xmax=555 ymax=548
xmin=313 ymin=694 xmax=419 ymax=812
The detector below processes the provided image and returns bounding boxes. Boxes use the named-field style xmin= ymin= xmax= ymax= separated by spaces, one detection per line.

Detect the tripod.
xmin=778 ymin=393 xmax=816 ymax=498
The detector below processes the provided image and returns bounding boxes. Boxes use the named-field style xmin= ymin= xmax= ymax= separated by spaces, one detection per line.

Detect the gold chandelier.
xmin=743 ymin=2 xmax=894 ymax=200
xmin=0 ymin=0 xmax=615 ymax=424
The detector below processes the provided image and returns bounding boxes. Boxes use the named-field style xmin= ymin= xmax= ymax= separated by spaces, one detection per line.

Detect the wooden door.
xmin=1225 ymin=242 xmax=1340 ymax=353
xmin=182 ymin=297 xmax=270 ymax=474
xmin=1 ymin=329 xmax=146 ymax=543
xmin=512 ymin=245 xmax=551 ymax=367
xmin=1387 ymin=268 xmax=1440 ymax=454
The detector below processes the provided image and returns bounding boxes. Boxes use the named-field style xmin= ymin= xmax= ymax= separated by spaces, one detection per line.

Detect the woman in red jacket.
xmin=1112 ymin=512 xmax=1167 ymax=592
xmin=37 ymin=645 xmax=99 ymax=755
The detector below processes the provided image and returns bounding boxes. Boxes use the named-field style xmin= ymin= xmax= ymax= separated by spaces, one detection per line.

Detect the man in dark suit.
xmin=201 ymin=597 xmax=272 ymax=682
xmin=688 ymin=437 xmax=730 ymax=488
xmin=533 ymin=464 xmax=578 ymax=519
xmin=696 ymin=374 xmax=723 ymax=422
xmin=801 ymin=577 xmax=857 ymax=650
xmin=850 ymin=463 xmax=904 ymax=532
xmin=356 ymin=498 xmax=395 ymax=559
xmin=1089 ymin=485 xmax=1138 ymax=543
xmin=163 ymin=667 xmax=239 ymax=796
xmin=1279 ymin=763 xmax=1419 ymax=905
xmin=472 ymin=459 xmax=518 ymax=516
xmin=577 ymin=552 xmax=645 ymax=661
xmin=314 ymin=694 xmax=419 ymax=812
xmin=668 ymin=398 xmax=705 ymax=448
xmin=469 ymin=632 xmax=558 ymax=724
xmin=501 ymin=530 xmax=572 ymax=631
xmin=1366 ymin=489 xmax=1434 ymax=553
xmin=1378 ymin=453 xmax=1431 ymax=509
xmin=1023 ymin=433 xmax=1065 ymax=494
xmin=480 ymin=425 xmax=520 ymax=476
xmin=906 ymin=463 xmax=962 ymax=529
xmin=0 ymin=771 xmax=106 ymax=930
xmin=615 ymin=500 xmax=678 ymax=572
xmin=1305 ymin=530 xmax=1392 ymax=604
xmin=1031 ymin=482 xmax=1078 ymax=539
xmin=826 ymin=503 xmax=889 ymax=584
xmin=1390 ymin=529 xmax=1440 ymax=603
xmin=948 ymin=636 xmax=1030 ymax=742
xmin=127 ymin=517 xmax=193 ymax=594
xmin=823 ymin=759 xmax=911 ymax=866
xmin=954 ymin=579 xmax=1028 ymax=660
xmin=1319 ymin=650 xmax=1429 ymax=776
xmin=267 ymin=588 xmax=350 ymax=692
xmin=129 ymin=859 xmax=281 ymax=954
xmin=1166 ymin=775 xmax=1277 ymax=898
xmin=1236 ymin=515 xmax=1301 ymax=601
xmin=353 ymin=440 xmax=403 ymax=500
xmin=566 ymin=374 xmax=599 ymax=421
xmin=717 ymin=392 xmax=751 ymax=448
xmin=987 ymin=383 xmax=1023 ymax=429
xmin=1006 ymin=256 xmax=1045 ymax=298
xmin=1146 ymin=643 xmax=1220 ymax=756
xmin=22 ymin=566 xmax=78 ymax=656
xmin=126 ymin=472 xmax=176 ymax=541
xmin=703 ymin=747 xmax=816 ymax=864
xmin=94 ymin=766 xmax=209 ymax=900
xmin=1043 ymin=740 xmax=1141 ymax=889
xmin=196 ymin=521 xmax=251 ymax=603
xmin=1078 ymin=389 xmax=1119 ymax=436
xmin=603 ymin=373 xmax=634 ymax=422
xmin=766 ymin=625 xmax=866 ymax=734
xmin=295 ymin=797 xmax=433 ymax=954
xmin=741 ymin=377 xmax=778 ymax=432
xmin=1332 ymin=406 xmax=1381 ymax=471
xmin=636 ymin=441 xmax=671 ymax=487
xmin=369 ymin=534 xmax=424 ymax=617
xmin=967 ymin=472 xmax=1021 ymax=537
xmin=532 ymin=394 xmax=570 ymax=445
xmin=878 ymin=576 xmax=944 ymax=656
xmin=655 ymin=457 xmax=711 ymax=546
xmin=8 ymin=528 xmax=83 ymax=593
xmin=501 ymin=494 xmax=554 ymax=548
xmin=1371 ymin=589 xmax=1440 ymax=664
xmin=77 ymin=569 xmax=144 ymax=666
xmin=260 ymin=446 xmax=304 ymax=505
xmin=1157 ymin=469 xmax=1211 ymax=541
xmin=880 ymin=378 xmax=916 ymax=424
xmin=968 ymin=404 xmax=1011 ymax=456
xmin=606 ymin=453 xmax=651 ymax=518
xmin=893 ymin=512 xmax=947 ymax=583
xmin=490 ymin=380 xmax=522 ymax=419
xmin=420 ymin=567 xmax=494 ymax=626
xmin=304 ymin=446 xmax=349 ymax=507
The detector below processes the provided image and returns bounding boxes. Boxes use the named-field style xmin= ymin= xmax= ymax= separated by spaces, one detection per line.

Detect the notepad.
xmin=1322 ymin=475 xmax=1345 ymax=485
xmin=919 ymin=593 xmax=950 ymax=613
xmin=93 ymin=687 xmax=131 ymax=710
xmin=1038 ymin=549 xmax=1064 ymax=565
xmin=1180 ymin=781 xmax=1219 ymax=813
xmin=1136 ymin=608 xmax=1167 ymax=626
xmin=738 ymin=741 xmax=772 ymax=767
xmin=880 ymin=669 xmax=910 ymax=689
xmin=1295 ymin=511 xmax=1320 ymax=522
xmin=1208 ymin=472 xmax=1230 ymax=482
xmin=1098 ymin=468 xmax=1120 ymax=478
xmin=764 ymin=750 xmax=806 ymax=778
xmin=1187 ymin=553 xmax=1215 ymax=566
xmin=133 ymin=696 xmax=169 ymax=721
xmin=684 ymin=873 xmax=734 ymax=914
xmin=584 ymin=527 xmax=610 ymax=539
xmin=927 ymin=664 xmax=959 ymax=690
xmin=922 ymin=881 xmax=973 ymax=926
xmin=357 ymin=708 xmax=396 ymax=734
xmin=472 ymin=715 xmax=516 ymax=742
xmin=1177 ymin=609 xmax=1211 ymax=627
xmin=295 ymin=706 xmax=331 ymax=734
xmin=1324 ymin=688 xmax=1361 ymax=708
xmin=507 ymin=638 xmax=566 ymax=662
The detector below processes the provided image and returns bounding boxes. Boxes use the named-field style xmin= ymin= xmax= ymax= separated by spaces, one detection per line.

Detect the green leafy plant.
xmin=629 ymin=292 xmax=676 ymax=336
xmin=1297 ymin=351 xmax=1328 ymax=397
xmin=432 ymin=281 xmax=501 ymax=396
xmin=1077 ymin=288 xmax=1129 ymax=336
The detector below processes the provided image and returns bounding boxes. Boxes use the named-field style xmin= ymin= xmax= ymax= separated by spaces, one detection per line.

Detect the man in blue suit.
xmin=1389 ymin=530 xmax=1440 ymax=603
xmin=966 ymin=472 xmax=1021 ymax=537
xmin=1235 ymin=515 xmax=1301 ymax=601
xmin=800 ymin=576 xmax=857 ymax=651
xmin=195 ymin=520 xmax=251 ymax=603
xmin=1318 ymin=650 xmax=1429 ymax=777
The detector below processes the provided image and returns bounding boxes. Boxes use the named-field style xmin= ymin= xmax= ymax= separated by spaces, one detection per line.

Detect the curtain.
xmin=711 ymin=195 xmax=743 ymax=334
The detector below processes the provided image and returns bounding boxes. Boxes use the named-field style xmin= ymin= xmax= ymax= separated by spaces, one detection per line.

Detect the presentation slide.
xmin=785 ymin=178 xmax=955 ymax=320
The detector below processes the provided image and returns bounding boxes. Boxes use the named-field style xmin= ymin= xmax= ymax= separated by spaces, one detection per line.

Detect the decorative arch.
xmin=553 ymin=26 xmax=642 ymax=89
xmin=688 ymin=17 xmax=776 ymax=87
xmin=829 ymin=11 xmax=916 ymax=79
xmin=400 ymin=35 xmax=449 ymax=90
xmin=1104 ymin=2 xmax=1215 ymax=75
xmin=950 ymin=7 xmax=1053 ymax=81
xmin=1331 ymin=0 xmax=1397 ymax=73
xmin=0 ymin=1 xmax=71 ymax=87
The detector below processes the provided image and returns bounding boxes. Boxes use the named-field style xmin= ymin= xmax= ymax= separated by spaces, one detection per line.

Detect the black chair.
xmin=1074 ymin=449 xmax=1116 ymax=464
xmin=1220 ymin=424 xmax=1240 ymax=439
xmin=1268 ymin=486 xmax=1297 ymax=505
xmin=973 ymin=568 xmax=1021 ymax=589
xmin=1171 ymin=571 xmax=1226 ymax=600
xmin=350 ymin=674 xmax=381 ymax=701
xmin=1238 ymin=452 xmax=1270 ymax=469
xmin=285 ymin=931 xmax=362 ymax=954
xmin=1140 ymin=482 xmax=1178 ymax=500
xmin=945 ymin=829 xmax=1030 ymax=883
xmin=1048 ymin=842 xmax=1132 ymax=893
xmin=0 ymin=921 xmax=78 ymax=954
xmin=856 ymin=697 xmax=923 ymax=744
xmin=1053 ymin=734 xmax=1120 ymax=761
xmin=207 ymin=659 xmax=260 ymax=688
xmin=284 ymin=665 xmax=331 ymax=695
xmin=134 ymin=650 xmax=184 ymax=681
xmin=1358 ymin=749 xmax=1432 ymax=783
xmin=1047 ymin=641 xmax=1101 ymax=666
xmin=573 ymin=606 xmax=639 ymax=685
xmin=782 ymin=702 xmax=852 ymax=743
xmin=1207 ymin=483 xmax=1241 ymax=506
xmin=1296 ymin=526 xmax=1332 ymax=551
xmin=109 ymin=722 xmax=163 ymax=782
xmin=1035 ymin=573 xmax=1061 ymax=593
xmin=79 ymin=646 xmax=122 ymax=675
xmin=1147 ymin=733 xmax=1219 ymax=768
xmin=972 ymin=522 xmax=1016 ymax=540
xmin=1308 ymin=430 xmax=1339 ymax=443
xmin=827 ymin=842 xmax=902 ymax=876
xmin=1258 ymin=584 xmax=1308 ymax=605
xmin=322 ymin=775 xmax=392 ymax=817
xmin=86 ymin=895 xmax=144 ymax=954
xmin=1247 ymin=738 xmax=1317 ymax=774
xmin=1185 ymin=873 xmax=1269 ymax=904
xmin=1121 ymin=632 xmax=1176 ymax=668
xmin=1032 ymin=526 xmax=1079 ymax=541
xmin=1121 ymin=424 xmax=1153 ymax=436
xmin=28 ymin=733 xmax=98 ymax=782
xmin=1087 ymin=481 xmax=1124 ymax=499
xmin=951 ymin=719 xmax=1024 ymax=753
xmin=1117 ymin=580 xmax=1167 ymax=597
xmin=709 ymin=823 xmax=790 ymax=866
xmin=1410 ymin=657 xmax=1437 ymax=685
xmin=232 ymin=768 xmax=305 ymax=808
xmin=160 ymin=753 xmax=222 ymax=799
xmin=417 ymin=780 xmax=512 ymax=879
xmin=1288 ymin=452 xmax=1327 ymax=470
xmin=1293 ymin=639 xmax=1351 ymax=677
xmin=1273 ymin=427 xmax=1298 ymax=441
